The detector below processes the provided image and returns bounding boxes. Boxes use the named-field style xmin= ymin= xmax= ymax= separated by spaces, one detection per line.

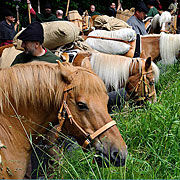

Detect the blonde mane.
xmin=0 ymin=62 xmax=106 ymax=112
xmin=160 ymin=32 xmax=180 ymax=64
xmin=90 ymin=53 xmax=159 ymax=90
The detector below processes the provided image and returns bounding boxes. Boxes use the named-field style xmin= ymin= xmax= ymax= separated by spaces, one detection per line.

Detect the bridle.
xmin=127 ymin=60 xmax=156 ymax=102
xmin=56 ymin=69 xmax=117 ymax=148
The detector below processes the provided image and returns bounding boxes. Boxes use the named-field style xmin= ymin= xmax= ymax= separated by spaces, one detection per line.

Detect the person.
xmin=126 ymin=1 xmax=148 ymax=57
xmin=0 ymin=9 xmax=19 ymax=47
xmin=127 ymin=1 xmax=148 ymax=35
xmin=168 ymin=0 xmax=178 ymax=15
xmin=27 ymin=0 xmax=58 ymax=22
xmin=56 ymin=9 xmax=64 ymax=20
xmin=88 ymin=5 xmax=101 ymax=16
xmin=147 ymin=0 xmax=159 ymax=17
xmin=155 ymin=0 xmax=163 ymax=11
xmin=107 ymin=2 xmax=122 ymax=17
xmin=11 ymin=21 xmax=61 ymax=66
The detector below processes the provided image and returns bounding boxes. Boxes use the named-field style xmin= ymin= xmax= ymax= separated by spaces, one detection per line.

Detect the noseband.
xmin=128 ymin=60 xmax=155 ymax=102
xmin=56 ymin=70 xmax=117 ymax=148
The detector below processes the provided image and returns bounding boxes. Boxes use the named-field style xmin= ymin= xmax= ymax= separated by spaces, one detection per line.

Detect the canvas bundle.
xmin=85 ymin=28 xmax=136 ymax=55
xmin=13 ymin=21 xmax=80 ymax=50
xmin=93 ymin=15 xmax=131 ymax=31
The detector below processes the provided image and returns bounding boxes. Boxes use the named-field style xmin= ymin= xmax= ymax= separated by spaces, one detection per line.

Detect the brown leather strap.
xmin=90 ymin=120 xmax=116 ymax=140
xmin=87 ymin=36 xmax=130 ymax=44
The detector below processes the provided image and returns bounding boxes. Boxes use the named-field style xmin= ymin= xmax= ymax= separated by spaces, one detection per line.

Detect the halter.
xmin=127 ymin=60 xmax=156 ymax=102
xmin=56 ymin=70 xmax=117 ymax=148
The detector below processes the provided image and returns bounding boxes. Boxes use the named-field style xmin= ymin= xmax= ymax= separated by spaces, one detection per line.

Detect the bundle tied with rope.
xmin=13 ymin=21 xmax=80 ymax=50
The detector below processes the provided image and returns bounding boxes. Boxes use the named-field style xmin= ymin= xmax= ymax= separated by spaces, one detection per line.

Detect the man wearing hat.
xmin=11 ymin=21 xmax=61 ymax=66
xmin=27 ymin=0 xmax=58 ymax=22
xmin=0 ymin=9 xmax=19 ymax=47
xmin=127 ymin=1 xmax=148 ymax=36
xmin=127 ymin=1 xmax=148 ymax=58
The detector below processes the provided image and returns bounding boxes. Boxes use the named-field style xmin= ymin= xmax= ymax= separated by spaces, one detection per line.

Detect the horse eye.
xmin=77 ymin=102 xmax=89 ymax=111
xmin=149 ymin=81 xmax=154 ymax=85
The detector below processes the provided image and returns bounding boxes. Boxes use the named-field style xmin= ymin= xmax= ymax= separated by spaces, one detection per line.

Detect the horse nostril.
xmin=111 ymin=150 xmax=126 ymax=167
xmin=111 ymin=151 xmax=125 ymax=167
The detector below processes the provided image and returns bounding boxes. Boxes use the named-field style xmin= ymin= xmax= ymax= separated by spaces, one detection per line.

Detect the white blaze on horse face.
xmin=0 ymin=155 xmax=2 ymax=164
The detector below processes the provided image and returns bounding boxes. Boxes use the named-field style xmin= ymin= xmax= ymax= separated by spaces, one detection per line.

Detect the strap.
xmin=87 ymin=36 xmax=130 ymax=44
xmin=82 ymin=120 xmax=117 ymax=148
xmin=90 ymin=120 xmax=117 ymax=140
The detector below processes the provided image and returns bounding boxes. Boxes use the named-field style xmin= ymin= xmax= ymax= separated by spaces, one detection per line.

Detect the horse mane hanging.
xmin=90 ymin=53 xmax=159 ymax=90
xmin=160 ymin=32 xmax=180 ymax=64
xmin=0 ymin=62 xmax=106 ymax=112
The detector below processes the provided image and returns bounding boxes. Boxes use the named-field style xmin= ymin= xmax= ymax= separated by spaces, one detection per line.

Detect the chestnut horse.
xmin=73 ymin=52 xmax=160 ymax=103
xmin=0 ymin=61 xmax=127 ymax=179
xmin=141 ymin=33 xmax=180 ymax=64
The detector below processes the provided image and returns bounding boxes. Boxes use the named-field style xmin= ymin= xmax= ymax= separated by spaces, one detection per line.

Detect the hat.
xmin=44 ymin=2 xmax=51 ymax=9
xmin=18 ymin=22 xmax=44 ymax=44
xmin=135 ymin=1 xmax=149 ymax=13
xmin=3 ymin=9 xmax=14 ymax=17
xmin=56 ymin=10 xmax=63 ymax=15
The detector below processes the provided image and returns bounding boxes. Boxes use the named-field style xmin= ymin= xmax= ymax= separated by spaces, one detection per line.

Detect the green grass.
xmin=37 ymin=62 xmax=180 ymax=179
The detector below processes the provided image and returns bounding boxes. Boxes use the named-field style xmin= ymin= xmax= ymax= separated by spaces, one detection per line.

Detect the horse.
xmin=145 ymin=11 xmax=176 ymax=34
xmin=0 ymin=61 xmax=127 ymax=179
xmin=140 ymin=33 xmax=180 ymax=64
xmin=72 ymin=52 xmax=160 ymax=103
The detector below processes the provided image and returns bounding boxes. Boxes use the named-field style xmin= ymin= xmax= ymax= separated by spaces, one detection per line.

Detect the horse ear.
xmin=57 ymin=60 xmax=73 ymax=83
xmin=81 ymin=57 xmax=92 ymax=71
xmin=145 ymin=57 xmax=151 ymax=71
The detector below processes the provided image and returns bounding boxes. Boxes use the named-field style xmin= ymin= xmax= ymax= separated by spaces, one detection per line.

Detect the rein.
xmin=56 ymin=70 xmax=117 ymax=148
xmin=127 ymin=60 xmax=155 ymax=102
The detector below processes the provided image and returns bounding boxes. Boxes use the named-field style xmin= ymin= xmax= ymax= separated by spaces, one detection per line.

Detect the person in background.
xmin=11 ymin=21 xmax=61 ymax=66
xmin=127 ymin=1 xmax=148 ymax=35
xmin=168 ymin=0 xmax=178 ymax=15
xmin=147 ymin=0 xmax=159 ymax=17
xmin=27 ymin=0 xmax=58 ymax=22
xmin=155 ymin=0 xmax=163 ymax=11
xmin=56 ymin=10 xmax=64 ymax=20
xmin=0 ymin=9 xmax=19 ymax=47
xmin=107 ymin=2 xmax=123 ymax=17
xmin=126 ymin=1 xmax=148 ymax=57
xmin=88 ymin=5 xmax=101 ymax=16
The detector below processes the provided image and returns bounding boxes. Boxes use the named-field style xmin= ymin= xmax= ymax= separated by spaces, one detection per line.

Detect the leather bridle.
xmin=56 ymin=70 xmax=117 ymax=148
xmin=127 ymin=61 xmax=156 ymax=102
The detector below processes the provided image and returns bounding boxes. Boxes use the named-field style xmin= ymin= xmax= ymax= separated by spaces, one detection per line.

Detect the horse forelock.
xmin=73 ymin=68 xmax=107 ymax=95
xmin=151 ymin=61 xmax=160 ymax=82
xmin=159 ymin=11 xmax=171 ymax=27
xmin=160 ymin=32 xmax=180 ymax=64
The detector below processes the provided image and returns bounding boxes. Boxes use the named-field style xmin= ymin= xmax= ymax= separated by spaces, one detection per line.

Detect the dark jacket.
xmin=0 ymin=20 xmax=16 ymax=40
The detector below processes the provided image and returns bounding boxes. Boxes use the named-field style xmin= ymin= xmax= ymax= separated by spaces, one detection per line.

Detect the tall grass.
xmin=37 ymin=62 xmax=180 ymax=179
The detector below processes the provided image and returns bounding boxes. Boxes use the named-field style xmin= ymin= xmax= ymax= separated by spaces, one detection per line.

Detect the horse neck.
xmin=141 ymin=35 xmax=160 ymax=61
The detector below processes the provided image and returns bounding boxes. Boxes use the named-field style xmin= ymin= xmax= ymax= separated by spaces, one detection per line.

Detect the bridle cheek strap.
xmin=56 ymin=85 xmax=117 ymax=149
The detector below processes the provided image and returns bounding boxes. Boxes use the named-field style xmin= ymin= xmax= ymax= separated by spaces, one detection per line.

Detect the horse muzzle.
xmin=94 ymin=142 xmax=128 ymax=167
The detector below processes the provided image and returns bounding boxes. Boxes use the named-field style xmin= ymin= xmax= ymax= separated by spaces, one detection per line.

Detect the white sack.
xmin=85 ymin=28 xmax=136 ymax=55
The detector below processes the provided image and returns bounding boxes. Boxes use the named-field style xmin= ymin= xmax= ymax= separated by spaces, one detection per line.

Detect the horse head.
xmin=125 ymin=57 xmax=159 ymax=104
xmin=57 ymin=61 xmax=127 ymax=166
